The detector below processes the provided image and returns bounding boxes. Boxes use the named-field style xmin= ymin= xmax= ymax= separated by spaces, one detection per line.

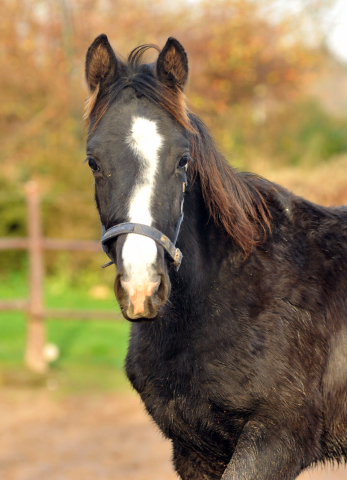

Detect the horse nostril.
xmin=156 ymin=274 xmax=169 ymax=303
xmin=114 ymin=274 xmax=127 ymax=303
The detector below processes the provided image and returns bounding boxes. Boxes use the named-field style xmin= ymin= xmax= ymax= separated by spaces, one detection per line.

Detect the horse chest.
xmin=125 ymin=327 xmax=245 ymax=459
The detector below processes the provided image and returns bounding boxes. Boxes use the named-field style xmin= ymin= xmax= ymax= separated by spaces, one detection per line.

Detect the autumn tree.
xmin=0 ymin=0 xmax=343 ymax=275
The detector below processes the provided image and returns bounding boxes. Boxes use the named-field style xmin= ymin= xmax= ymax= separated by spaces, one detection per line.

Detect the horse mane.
xmin=188 ymin=114 xmax=272 ymax=256
xmin=85 ymin=44 xmax=272 ymax=257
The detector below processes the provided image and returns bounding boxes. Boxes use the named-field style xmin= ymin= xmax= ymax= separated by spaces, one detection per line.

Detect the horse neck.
xmin=173 ymin=176 xmax=232 ymax=290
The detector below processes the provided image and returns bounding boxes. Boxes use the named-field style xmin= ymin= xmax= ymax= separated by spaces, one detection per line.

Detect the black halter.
xmin=100 ymin=177 xmax=187 ymax=271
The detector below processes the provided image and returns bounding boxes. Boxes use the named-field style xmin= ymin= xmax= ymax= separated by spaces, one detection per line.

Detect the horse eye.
xmin=178 ymin=155 xmax=189 ymax=169
xmin=88 ymin=157 xmax=99 ymax=172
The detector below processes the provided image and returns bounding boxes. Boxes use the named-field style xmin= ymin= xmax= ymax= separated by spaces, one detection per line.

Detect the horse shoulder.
xmin=322 ymin=324 xmax=347 ymax=458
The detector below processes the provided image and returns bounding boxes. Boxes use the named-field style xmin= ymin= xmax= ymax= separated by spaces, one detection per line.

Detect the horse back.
xmin=267 ymin=184 xmax=347 ymax=458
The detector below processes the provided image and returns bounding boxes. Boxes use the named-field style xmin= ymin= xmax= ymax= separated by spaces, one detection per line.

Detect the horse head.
xmin=85 ymin=35 xmax=191 ymax=321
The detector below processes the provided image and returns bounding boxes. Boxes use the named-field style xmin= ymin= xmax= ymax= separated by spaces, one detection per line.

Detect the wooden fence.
xmin=0 ymin=182 xmax=122 ymax=374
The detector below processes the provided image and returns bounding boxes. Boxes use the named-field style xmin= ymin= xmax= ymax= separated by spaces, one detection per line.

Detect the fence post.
xmin=24 ymin=182 xmax=47 ymax=374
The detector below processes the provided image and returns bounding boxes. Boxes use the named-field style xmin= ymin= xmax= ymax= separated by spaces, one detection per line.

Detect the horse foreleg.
xmin=172 ymin=443 xmax=226 ymax=480
xmin=221 ymin=418 xmax=321 ymax=480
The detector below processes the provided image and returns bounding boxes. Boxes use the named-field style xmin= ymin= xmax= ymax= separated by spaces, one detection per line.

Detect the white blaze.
xmin=122 ymin=117 xmax=162 ymax=285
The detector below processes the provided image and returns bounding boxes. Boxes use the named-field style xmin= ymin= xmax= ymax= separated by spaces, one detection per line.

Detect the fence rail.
xmin=0 ymin=238 xmax=102 ymax=251
xmin=0 ymin=181 xmax=122 ymax=374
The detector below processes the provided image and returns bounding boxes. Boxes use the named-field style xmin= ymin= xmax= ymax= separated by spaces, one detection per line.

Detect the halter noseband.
xmin=100 ymin=175 xmax=187 ymax=271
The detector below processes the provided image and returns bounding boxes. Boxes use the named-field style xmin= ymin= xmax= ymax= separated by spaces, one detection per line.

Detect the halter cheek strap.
xmin=101 ymin=219 xmax=183 ymax=269
xmin=100 ymin=176 xmax=187 ymax=271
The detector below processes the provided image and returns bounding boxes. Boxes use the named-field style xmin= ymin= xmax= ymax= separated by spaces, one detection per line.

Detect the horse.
xmin=84 ymin=34 xmax=347 ymax=480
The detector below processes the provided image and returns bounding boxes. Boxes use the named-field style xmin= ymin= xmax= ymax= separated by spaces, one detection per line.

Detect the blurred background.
xmin=0 ymin=0 xmax=347 ymax=478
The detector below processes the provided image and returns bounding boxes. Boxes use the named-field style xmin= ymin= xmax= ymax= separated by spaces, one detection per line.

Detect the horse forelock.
xmin=84 ymin=44 xmax=194 ymax=134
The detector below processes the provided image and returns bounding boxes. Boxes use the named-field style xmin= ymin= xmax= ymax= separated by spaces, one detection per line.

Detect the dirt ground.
xmin=0 ymin=388 xmax=346 ymax=480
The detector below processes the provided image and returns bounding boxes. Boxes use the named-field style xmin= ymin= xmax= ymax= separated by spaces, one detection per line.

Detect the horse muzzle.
xmin=114 ymin=270 xmax=170 ymax=321
xmin=101 ymin=222 xmax=181 ymax=320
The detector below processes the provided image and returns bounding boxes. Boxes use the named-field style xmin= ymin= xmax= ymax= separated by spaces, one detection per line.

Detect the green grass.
xmin=47 ymin=319 xmax=127 ymax=366
xmin=0 ymin=271 xmax=132 ymax=394
xmin=0 ymin=271 xmax=28 ymax=300
xmin=0 ymin=312 xmax=26 ymax=364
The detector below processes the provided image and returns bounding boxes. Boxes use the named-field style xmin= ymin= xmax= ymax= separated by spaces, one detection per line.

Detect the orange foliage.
xmin=0 ymin=0 xmax=331 ymax=245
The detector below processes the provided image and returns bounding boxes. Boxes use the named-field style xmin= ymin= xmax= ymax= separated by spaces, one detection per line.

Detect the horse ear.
xmin=85 ymin=34 xmax=120 ymax=93
xmin=156 ymin=37 xmax=188 ymax=91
